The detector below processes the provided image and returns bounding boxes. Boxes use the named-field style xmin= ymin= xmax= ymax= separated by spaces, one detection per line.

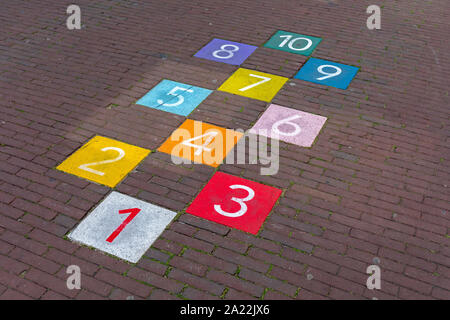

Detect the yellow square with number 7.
xmin=56 ymin=136 xmax=150 ymax=188
xmin=218 ymin=68 xmax=288 ymax=102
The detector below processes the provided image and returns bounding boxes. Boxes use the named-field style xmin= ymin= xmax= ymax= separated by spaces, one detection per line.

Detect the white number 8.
xmin=212 ymin=44 xmax=239 ymax=59
xmin=214 ymin=185 xmax=255 ymax=218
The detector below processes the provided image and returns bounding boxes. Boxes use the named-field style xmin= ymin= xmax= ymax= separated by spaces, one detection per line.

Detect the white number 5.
xmin=214 ymin=185 xmax=255 ymax=218
xmin=157 ymin=86 xmax=193 ymax=107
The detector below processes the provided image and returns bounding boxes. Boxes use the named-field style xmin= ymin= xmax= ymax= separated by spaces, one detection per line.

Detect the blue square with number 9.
xmin=194 ymin=38 xmax=257 ymax=65
xmin=136 ymin=80 xmax=213 ymax=116
xmin=294 ymin=58 xmax=359 ymax=90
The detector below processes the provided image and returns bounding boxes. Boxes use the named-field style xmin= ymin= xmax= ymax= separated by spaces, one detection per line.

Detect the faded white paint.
xmin=69 ymin=192 xmax=177 ymax=263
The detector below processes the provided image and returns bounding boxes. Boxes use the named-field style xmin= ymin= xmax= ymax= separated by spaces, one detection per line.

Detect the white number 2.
xmin=157 ymin=86 xmax=194 ymax=107
xmin=272 ymin=115 xmax=302 ymax=137
xmin=78 ymin=147 xmax=125 ymax=176
xmin=239 ymin=74 xmax=271 ymax=92
xmin=214 ymin=185 xmax=255 ymax=218
xmin=213 ymin=44 xmax=239 ymax=59
xmin=316 ymin=65 xmax=342 ymax=80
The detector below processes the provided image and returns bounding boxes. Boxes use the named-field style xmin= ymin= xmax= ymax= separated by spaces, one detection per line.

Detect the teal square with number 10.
xmin=264 ymin=30 xmax=322 ymax=56
xmin=136 ymin=80 xmax=213 ymax=116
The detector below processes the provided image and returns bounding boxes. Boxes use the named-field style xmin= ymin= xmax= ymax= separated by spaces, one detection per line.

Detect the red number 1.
xmin=106 ymin=208 xmax=141 ymax=243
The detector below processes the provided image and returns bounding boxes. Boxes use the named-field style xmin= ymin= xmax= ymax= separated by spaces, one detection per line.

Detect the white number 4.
xmin=239 ymin=74 xmax=271 ymax=92
xmin=181 ymin=131 xmax=218 ymax=156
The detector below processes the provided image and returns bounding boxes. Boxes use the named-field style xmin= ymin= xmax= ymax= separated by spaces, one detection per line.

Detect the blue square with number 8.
xmin=294 ymin=58 xmax=359 ymax=90
xmin=194 ymin=38 xmax=257 ymax=65
xmin=136 ymin=80 xmax=213 ymax=116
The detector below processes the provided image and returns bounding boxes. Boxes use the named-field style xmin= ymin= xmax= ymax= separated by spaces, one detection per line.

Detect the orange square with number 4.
xmin=157 ymin=119 xmax=243 ymax=167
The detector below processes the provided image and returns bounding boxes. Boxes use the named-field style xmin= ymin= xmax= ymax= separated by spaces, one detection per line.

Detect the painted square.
xmin=136 ymin=80 xmax=212 ymax=116
xmin=264 ymin=30 xmax=322 ymax=56
xmin=56 ymin=136 xmax=150 ymax=188
xmin=69 ymin=192 xmax=177 ymax=263
xmin=194 ymin=38 xmax=257 ymax=65
xmin=218 ymin=68 xmax=288 ymax=102
xmin=186 ymin=172 xmax=282 ymax=235
xmin=157 ymin=119 xmax=243 ymax=167
xmin=294 ymin=58 xmax=359 ymax=90
xmin=249 ymin=104 xmax=327 ymax=147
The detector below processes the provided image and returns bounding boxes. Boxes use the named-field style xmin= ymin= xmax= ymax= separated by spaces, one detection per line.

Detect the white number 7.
xmin=316 ymin=65 xmax=342 ymax=81
xmin=239 ymin=74 xmax=271 ymax=92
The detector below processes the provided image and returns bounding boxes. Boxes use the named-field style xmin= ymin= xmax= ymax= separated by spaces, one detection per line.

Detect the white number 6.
xmin=272 ymin=115 xmax=302 ymax=137
xmin=214 ymin=185 xmax=255 ymax=218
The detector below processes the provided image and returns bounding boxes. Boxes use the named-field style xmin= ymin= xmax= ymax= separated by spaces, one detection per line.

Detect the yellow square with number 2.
xmin=218 ymin=68 xmax=288 ymax=102
xmin=56 ymin=136 xmax=150 ymax=188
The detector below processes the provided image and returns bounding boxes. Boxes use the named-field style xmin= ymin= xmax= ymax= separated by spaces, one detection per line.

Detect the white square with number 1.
xmin=68 ymin=192 xmax=177 ymax=263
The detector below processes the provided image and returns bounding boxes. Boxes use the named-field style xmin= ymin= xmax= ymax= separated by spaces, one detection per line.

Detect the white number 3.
xmin=214 ymin=185 xmax=255 ymax=218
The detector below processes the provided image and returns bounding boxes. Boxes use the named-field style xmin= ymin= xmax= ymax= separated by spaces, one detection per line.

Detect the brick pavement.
xmin=0 ymin=0 xmax=449 ymax=300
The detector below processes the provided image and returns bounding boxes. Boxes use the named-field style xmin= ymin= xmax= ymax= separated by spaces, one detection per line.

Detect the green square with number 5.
xmin=264 ymin=30 xmax=322 ymax=56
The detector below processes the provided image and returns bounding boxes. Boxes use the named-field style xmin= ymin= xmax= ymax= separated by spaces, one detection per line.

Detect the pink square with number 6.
xmin=249 ymin=104 xmax=327 ymax=147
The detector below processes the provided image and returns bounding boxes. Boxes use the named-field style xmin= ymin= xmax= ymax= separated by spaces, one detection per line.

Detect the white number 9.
xmin=316 ymin=65 xmax=342 ymax=81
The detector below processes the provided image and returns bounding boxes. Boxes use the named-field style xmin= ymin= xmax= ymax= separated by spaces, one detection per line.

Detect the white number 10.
xmin=279 ymin=35 xmax=313 ymax=51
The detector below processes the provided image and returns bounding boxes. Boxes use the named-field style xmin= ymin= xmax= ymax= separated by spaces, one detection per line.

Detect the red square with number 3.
xmin=186 ymin=172 xmax=282 ymax=234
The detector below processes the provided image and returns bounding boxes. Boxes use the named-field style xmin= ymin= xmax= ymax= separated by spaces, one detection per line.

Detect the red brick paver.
xmin=0 ymin=0 xmax=449 ymax=300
